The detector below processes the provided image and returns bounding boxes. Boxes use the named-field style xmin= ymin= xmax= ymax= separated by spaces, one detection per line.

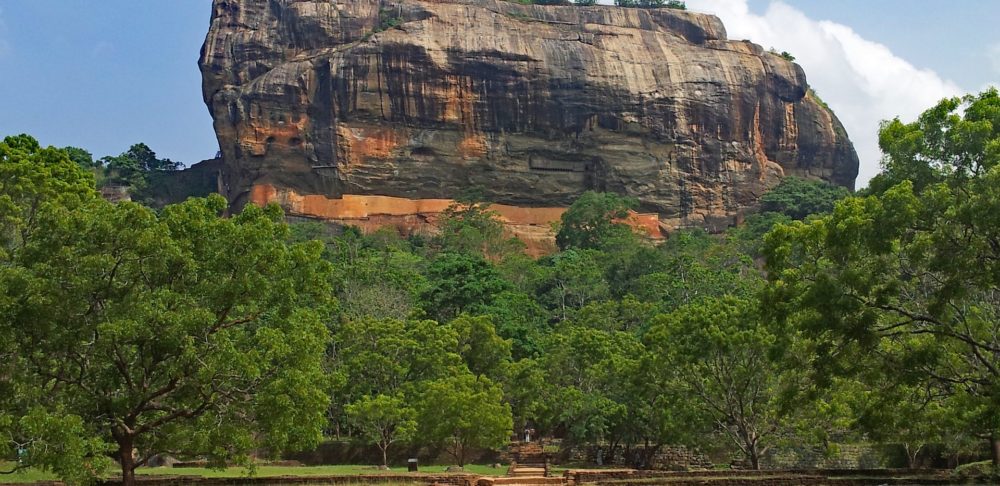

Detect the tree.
xmin=570 ymin=296 xmax=656 ymax=334
xmin=449 ymin=315 xmax=512 ymax=381
xmin=645 ymin=297 xmax=788 ymax=469
xmin=99 ymin=143 xmax=181 ymax=192
xmin=0 ymin=134 xmax=97 ymax=252
xmin=330 ymin=317 xmax=462 ymax=402
xmin=556 ymin=191 xmax=637 ymax=251
xmin=1 ymin=195 xmax=333 ymax=485
xmin=536 ymin=326 xmax=642 ymax=459
xmin=416 ymin=373 xmax=512 ymax=467
xmin=340 ymin=280 xmax=415 ymax=321
xmin=61 ymin=146 xmax=97 ymax=169
xmin=479 ymin=291 xmax=551 ymax=359
xmin=101 ymin=143 xmax=180 ymax=173
xmin=420 ymin=252 xmax=510 ymax=322
xmin=345 ymin=394 xmax=417 ymax=468
xmin=634 ymin=229 xmax=759 ymax=311
xmin=501 ymin=359 xmax=547 ymax=437
xmin=758 ymin=176 xmax=849 ymax=220
xmin=764 ymin=88 xmax=1000 ymax=465
xmin=328 ymin=229 xmax=426 ymax=321
xmin=0 ymin=135 xmax=104 ymax=481
xmin=328 ymin=317 xmax=463 ymax=438
xmin=433 ymin=200 xmax=523 ymax=260
xmin=537 ymin=249 xmax=610 ymax=321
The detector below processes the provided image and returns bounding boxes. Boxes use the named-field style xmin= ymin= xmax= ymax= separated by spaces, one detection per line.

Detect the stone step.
xmin=516 ymin=457 xmax=547 ymax=464
xmin=481 ymin=476 xmax=566 ymax=486
xmin=510 ymin=468 xmax=547 ymax=476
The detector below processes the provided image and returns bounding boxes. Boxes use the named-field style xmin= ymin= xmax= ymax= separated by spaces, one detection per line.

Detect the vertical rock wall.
xmin=200 ymin=0 xmax=859 ymax=241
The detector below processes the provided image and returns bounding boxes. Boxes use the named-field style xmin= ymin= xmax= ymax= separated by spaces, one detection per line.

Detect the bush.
xmin=952 ymin=461 xmax=1000 ymax=482
xmin=758 ymin=176 xmax=849 ymax=220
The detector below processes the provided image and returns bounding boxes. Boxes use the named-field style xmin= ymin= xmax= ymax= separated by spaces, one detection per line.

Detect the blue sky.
xmin=0 ymin=1 xmax=998 ymax=186
xmin=0 ymin=2 xmax=217 ymax=165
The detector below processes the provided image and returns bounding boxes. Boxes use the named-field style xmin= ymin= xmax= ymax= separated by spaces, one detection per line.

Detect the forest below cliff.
xmin=1 ymin=89 xmax=999 ymax=484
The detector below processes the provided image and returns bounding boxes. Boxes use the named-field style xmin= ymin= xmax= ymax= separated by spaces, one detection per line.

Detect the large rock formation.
xmin=200 ymin=0 xmax=858 ymax=248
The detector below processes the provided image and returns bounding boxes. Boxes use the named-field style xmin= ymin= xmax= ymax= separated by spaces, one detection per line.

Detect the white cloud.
xmin=684 ymin=0 xmax=963 ymax=188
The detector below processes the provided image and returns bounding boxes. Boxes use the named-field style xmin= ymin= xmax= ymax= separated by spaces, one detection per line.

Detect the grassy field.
xmin=0 ymin=462 xmax=510 ymax=484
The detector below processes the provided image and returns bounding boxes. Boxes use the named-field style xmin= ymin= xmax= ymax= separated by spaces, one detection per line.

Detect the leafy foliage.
xmin=7 ymin=89 xmax=1000 ymax=479
xmin=759 ymin=177 xmax=850 ymax=220
xmin=765 ymin=88 xmax=1000 ymax=464
xmin=415 ymin=374 xmax=512 ymax=467
xmin=0 ymin=147 xmax=333 ymax=484
xmin=421 ymin=252 xmax=510 ymax=322
xmin=646 ymin=297 xmax=790 ymax=469
xmin=555 ymin=191 xmax=637 ymax=251
xmin=345 ymin=394 xmax=416 ymax=467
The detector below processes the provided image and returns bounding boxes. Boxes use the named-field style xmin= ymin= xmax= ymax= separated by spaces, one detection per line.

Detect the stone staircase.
xmin=503 ymin=442 xmax=558 ymax=485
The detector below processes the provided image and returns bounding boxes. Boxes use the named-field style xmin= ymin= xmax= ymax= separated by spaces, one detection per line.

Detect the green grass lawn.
xmin=0 ymin=463 xmax=57 ymax=484
xmin=0 ymin=462 xmax=511 ymax=484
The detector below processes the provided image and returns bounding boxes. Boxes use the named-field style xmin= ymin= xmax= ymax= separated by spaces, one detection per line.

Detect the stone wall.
xmin=561 ymin=445 xmax=713 ymax=470
xmin=98 ymin=474 xmax=478 ymax=486
xmin=286 ymin=440 xmax=501 ymax=468
xmin=760 ymin=444 xmax=894 ymax=470
xmin=563 ymin=468 xmax=951 ymax=486
xmin=561 ymin=442 xmax=905 ymax=471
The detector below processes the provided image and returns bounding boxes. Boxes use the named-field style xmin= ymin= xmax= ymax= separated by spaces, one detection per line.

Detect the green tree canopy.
xmin=536 ymin=326 xmax=643 ymax=454
xmin=61 ymin=146 xmax=97 ymax=169
xmin=555 ymin=191 xmax=637 ymax=251
xmin=99 ymin=142 xmax=181 ymax=192
xmin=449 ymin=314 xmax=512 ymax=381
xmin=415 ymin=373 xmax=512 ymax=467
xmin=330 ymin=317 xmax=462 ymax=403
xmin=645 ymin=297 xmax=789 ymax=469
xmin=345 ymin=394 xmax=417 ymax=468
xmin=758 ymin=176 xmax=850 ymax=220
xmin=433 ymin=199 xmax=523 ymax=260
xmin=420 ymin=252 xmax=510 ymax=322
xmin=1 ymin=195 xmax=333 ymax=485
xmin=0 ymin=134 xmax=97 ymax=252
xmin=764 ymin=88 xmax=1000 ymax=464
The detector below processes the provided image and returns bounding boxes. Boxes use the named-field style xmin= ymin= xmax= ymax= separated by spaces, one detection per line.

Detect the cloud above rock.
xmin=684 ymin=0 xmax=963 ymax=187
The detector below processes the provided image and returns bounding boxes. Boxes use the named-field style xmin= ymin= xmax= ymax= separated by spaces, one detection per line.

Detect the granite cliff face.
xmin=200 ymin=0 xmax=858 ymax=248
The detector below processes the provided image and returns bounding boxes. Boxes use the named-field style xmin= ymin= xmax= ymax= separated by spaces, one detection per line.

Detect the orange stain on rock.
xmin=620 ymin=212 xmax=662 ymax=239
xmin=337 ymin=125 xmax=402 ymax=167
xmin=457 ymin=133 xmax=488 ymax=159
xmin=442 ymin=75 xmax=478 ymax=125
xmin=240 ymin=114 xmax=309 ymax=156
xmin=249 ymin=184 xmax=664 ymax=256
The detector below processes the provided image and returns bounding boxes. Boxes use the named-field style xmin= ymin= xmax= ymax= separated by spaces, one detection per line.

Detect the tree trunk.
xmin=903 ymin=443 xmax=921 ymax=469
xmin=118 ymin=436 xmax=136 ymax=486
xmin=991 ymin=435 xmax=1000 ymax=467
xmin=748 ymin=446 xmax=760 ymax=471
xmin=381 ymin=444 xmax=389 ymax=468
